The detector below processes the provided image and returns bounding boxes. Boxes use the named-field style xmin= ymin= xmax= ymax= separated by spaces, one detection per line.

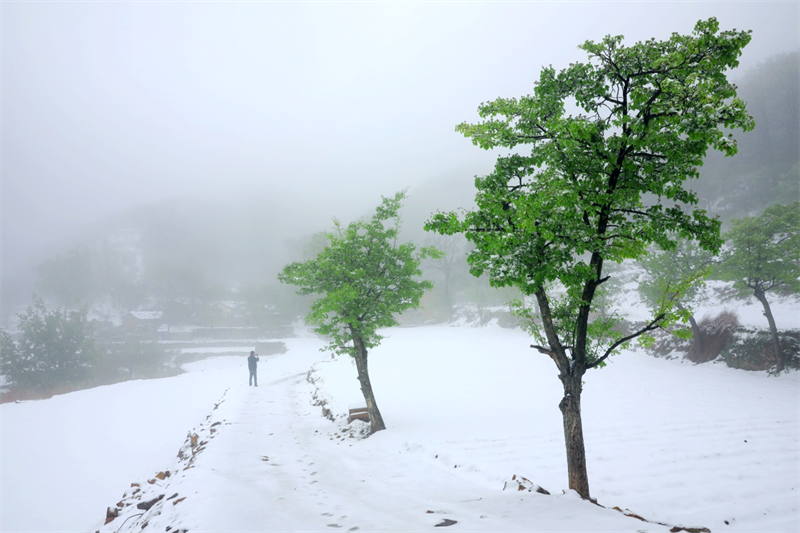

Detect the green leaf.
xmin=279 ymin=192 xmax=434 ymax=358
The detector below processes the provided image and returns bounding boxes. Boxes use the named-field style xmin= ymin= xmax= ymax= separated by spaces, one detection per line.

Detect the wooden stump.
xmin=347 ymin=407 xmax=369 ymax=423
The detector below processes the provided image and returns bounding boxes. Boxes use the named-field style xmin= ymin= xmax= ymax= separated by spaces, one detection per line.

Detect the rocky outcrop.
xmin=98 ymin=389 xmax=230 ymax=531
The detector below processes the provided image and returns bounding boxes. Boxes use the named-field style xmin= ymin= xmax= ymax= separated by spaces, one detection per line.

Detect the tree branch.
xmin=530 ymin=344 xmax=556 ymax=356
xmin=587 ymin=313 xmax=665 ymax=369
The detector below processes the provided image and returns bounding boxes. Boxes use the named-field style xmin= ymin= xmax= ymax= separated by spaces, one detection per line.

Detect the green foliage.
xmin=0 ymin=329 xmax=19 ymax=378
xmin=638 ymin=240 xmax=715 ymax=310
xmin=715 ymin=202 xmax=799 ymax=369
xmin=717 ymin=202 xmax=800 ymax=296
xmin=427 ymin=18 xmax=753 ymax=369
xmin=279 ymin=191 xmax=437 ymax=357
xmin=637 ymin=240 xmax=715 ymax=348
xmin=302 ymin=232 xmax=333 ymax=260
xmin=0 ymin=296 xmax=97 ymax=391
xmin=511 ymin=284 xmax=627 ymax=369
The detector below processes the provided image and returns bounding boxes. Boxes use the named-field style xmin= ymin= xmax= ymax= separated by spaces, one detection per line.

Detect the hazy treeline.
xmin=2 ymin=51 xmax=797 ymax=329
xmin=0 ymin=169 xmax=480 ymax=324
xmin=694 ymin=51 xmax=799 ymax=220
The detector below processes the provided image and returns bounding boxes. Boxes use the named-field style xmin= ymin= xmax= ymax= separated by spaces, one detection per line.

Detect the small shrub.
xmin=687 ymin=310 xmax=739 ymax=363
xmin=640 ymin=310 xmax=739 ymax=364
xmin=0 ymin=297 xmax=97 ymax=392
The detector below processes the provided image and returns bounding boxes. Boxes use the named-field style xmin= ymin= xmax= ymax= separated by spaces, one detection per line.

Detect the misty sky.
xmin=2 ymin=1 xmax=798 ymax=277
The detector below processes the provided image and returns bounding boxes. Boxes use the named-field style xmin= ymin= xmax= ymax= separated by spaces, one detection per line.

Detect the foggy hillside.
xmin=695 ymin=50 xmax=799 ymax=220
xmin=1 ymin=170 xmax=478 ymax=321
xmin=3 ymin=3 xmax=797 ymax=312
xmin=5 ymin=47 xmax=797 ymax=322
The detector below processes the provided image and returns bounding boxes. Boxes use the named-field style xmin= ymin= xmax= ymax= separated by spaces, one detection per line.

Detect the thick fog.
xmin=2 ymin=2 xmax=798 ymax=305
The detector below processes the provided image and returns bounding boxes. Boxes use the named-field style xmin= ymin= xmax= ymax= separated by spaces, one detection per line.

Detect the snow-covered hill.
xmin=1 ymin=325 xmax=797 ymax=532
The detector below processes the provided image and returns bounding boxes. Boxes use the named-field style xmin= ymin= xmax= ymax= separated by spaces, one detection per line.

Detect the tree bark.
xmin=754 ymin=288 xmax=784 ymax=372
xmin=677 ymin=301 xmax=704 ymax=357
xmin=559 ymin=373 xmax=591 ymax=499
xmin=352 ymin=333 xmax=386 ymax=433
xmin=687 ymin=314 xmax=704 ymax=355
xmin=535 ymin=287 xmax=592 ymax=500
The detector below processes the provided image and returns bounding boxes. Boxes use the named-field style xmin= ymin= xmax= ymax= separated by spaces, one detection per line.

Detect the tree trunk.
xmin=754 ymin=289 xmax=784 ymax=372
xmin=559 ymin=373 xmax=591 ymax=500
xmin=535 ymin=286 xmax=592 ymax=500
xmin=352 ymin=334 xmax=386 ymax=433
xmin=675 ymin=302 xmax=703 ymax=356
xmin=687 ymin=314 xmax=704 ymax=357
xmin=443 ymin=278 xmax=453 ymax=320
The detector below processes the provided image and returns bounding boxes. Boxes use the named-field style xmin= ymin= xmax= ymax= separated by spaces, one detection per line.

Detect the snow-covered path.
xmin=94 ymin=336 xmax=665 ymax=532
xmin=3 ymin=326 xmax=798 ymax=532
xmin=86 ymin=332 xmax=683 ymax=533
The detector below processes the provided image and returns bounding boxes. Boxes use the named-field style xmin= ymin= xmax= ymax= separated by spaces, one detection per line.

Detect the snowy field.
xmin=1 ymin=321 xmax=798 ymax=533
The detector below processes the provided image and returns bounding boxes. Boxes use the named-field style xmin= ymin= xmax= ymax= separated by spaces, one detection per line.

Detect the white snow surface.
xmin=1 ymin=325 xmax=799 ymax=532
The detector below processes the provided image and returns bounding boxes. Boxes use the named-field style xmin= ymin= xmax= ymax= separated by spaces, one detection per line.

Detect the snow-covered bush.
xmin=721 ymin=328 xmax=800 ymax=375
xmin=0 ymin=296 xmax=97 ymax=394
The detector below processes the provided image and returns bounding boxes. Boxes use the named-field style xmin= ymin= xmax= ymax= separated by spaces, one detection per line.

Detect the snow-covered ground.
xmin=1 ymin=322 xmax=798 ymax=532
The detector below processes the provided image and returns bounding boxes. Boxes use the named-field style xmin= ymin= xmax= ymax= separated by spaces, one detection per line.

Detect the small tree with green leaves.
xmin=638 ymin=240 xmax=715 ymax=355
xmin=279 ymin=191 xmax=437 ymax=434
xmin=426 ymin=19 xmax=752 ymax=499
xmin=0 ymin=296 xmax=97 ymax=392
xmin=716 ymin=202 xmax=800 ymax=371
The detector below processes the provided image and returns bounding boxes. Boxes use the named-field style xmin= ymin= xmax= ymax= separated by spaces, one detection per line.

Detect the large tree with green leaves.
xmin=716 ymin=202 xmax=800 ymax=371
xmin=426 ymin=18 xmax=753 ymax=499
xmin=279 ymin=191 xmax=437 ymax=434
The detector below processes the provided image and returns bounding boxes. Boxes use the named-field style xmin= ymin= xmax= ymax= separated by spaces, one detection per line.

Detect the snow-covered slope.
xmin=1 ymin=326 xmax=798 ymax=532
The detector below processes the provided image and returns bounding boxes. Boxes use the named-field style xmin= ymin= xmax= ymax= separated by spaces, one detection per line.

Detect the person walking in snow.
xmin=248 ymin=350 xmax=260 ymax=387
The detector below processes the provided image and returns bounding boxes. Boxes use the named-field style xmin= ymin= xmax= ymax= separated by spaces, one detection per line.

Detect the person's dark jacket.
xmin=248 ymin=354 xmax=259 ymax=371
